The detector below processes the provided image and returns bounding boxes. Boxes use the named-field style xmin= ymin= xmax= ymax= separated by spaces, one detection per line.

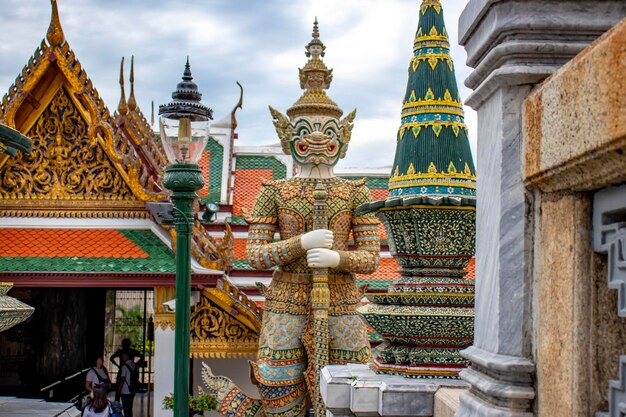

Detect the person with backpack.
xmin=117 ymin=350 xmax=138 ymax=417
xmin=85 ymin=357 xmax=111 ymax=393
xmin=82 ymin=385 xmax=111 ymax=417
xmin=110 ymin=339 xmax=144 ymax=370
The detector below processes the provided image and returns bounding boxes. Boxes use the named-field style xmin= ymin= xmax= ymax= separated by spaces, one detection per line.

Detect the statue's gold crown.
xmin=286 ymin=18 xmax=343 ymax=120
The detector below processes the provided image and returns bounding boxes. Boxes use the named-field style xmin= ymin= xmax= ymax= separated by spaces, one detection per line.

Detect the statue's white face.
xmin=309 ymin=44 xmax=323 ymax=59
xmin=289 ymin=115 xmax=346 ymax=167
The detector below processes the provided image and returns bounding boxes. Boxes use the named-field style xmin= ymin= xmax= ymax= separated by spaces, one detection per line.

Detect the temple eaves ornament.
xmin=0 ymin=0 xmax=232 ymax=271
xmin=153 ymin=284 xmax=261 ymax=359
xmin=0 ymin=123 xmax=32 ymax=160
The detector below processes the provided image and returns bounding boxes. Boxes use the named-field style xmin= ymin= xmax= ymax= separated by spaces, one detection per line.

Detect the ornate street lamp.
xmin=159 ymin=57 xmax=212 ymax=417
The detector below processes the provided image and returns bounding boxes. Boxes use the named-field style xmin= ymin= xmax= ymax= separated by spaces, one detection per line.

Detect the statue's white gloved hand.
xmin=307 ymin=248 xmax=340 ymax=268
xmin=300 ymin=229 xmax=334 ymax=250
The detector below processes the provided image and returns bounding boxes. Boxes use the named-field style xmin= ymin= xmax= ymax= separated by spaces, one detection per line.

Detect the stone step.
xmin=434 ymin=388 xmax=466 ymax=417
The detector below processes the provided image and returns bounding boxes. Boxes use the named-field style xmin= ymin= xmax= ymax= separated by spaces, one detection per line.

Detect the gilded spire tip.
xmin=313 ymin=17 xmax=319 ymax=39
xmin=305 ymin=17 xmax=325 ymax=59
xmin=118 ymin=57 xmax=128 ymax=115
xmin=47 ymin=0 xmax=65 ymax=47
xmin=128 ymin=55 xmax=137 ymax=111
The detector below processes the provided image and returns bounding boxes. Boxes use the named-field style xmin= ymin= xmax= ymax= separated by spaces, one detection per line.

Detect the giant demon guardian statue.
xmin=202 ymin=19 xmax=381 ymax=417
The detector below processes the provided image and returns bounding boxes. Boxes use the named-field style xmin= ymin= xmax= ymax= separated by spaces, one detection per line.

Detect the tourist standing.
xmin=109 ymin=338 xmax=144 ymax=369
xmin=85 ymin=357 xmax=111 ymax=393
xmin=116 ymin=350 xmax=136 ymax=417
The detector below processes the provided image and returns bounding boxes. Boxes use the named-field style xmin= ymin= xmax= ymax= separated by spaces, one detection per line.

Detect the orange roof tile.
xmin=198 ymin=151 xmax=211 ymax=197
xmin=232 ymin=169 xmax=274 ymax=216
xmin=233 ymin=238 xmax=247 ymax=260
xmin=0 ymin=229 xmax=148 ymax=259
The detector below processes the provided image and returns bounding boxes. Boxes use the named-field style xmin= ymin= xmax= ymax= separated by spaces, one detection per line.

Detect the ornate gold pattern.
xmin=153 ymin=286 xmax=261 ymax=358
xmin=191 ymin=221 xmax=234 ymax=271
xmin=245 ymin=177 xmax=380 ymax=275
xmin=0 ymin=5 xmax=165 ymax=219
xmin=154 ymin=312 xmax=176 ymax=331
xmin=191 ymin=288 xmax=259 ymax=359
xmin=1 ymin=88 xmax=135 ymax=201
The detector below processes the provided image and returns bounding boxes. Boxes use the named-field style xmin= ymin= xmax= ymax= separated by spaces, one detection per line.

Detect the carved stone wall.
xmin=523 ymin=19 xmax=626 ymax=417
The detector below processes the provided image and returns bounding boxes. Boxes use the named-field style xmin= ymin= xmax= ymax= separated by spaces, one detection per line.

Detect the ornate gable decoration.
xmin=114 ymin=56 xmax=170 ymax=182
xmin=190 ymin=282 xmax=262 ymax=359
xmin=0 ymin=0 xmax=165 ymax=218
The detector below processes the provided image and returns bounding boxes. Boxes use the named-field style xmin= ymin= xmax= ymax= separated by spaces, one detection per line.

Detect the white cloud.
xmin=0 ymin=0 xmax=477 ymax=170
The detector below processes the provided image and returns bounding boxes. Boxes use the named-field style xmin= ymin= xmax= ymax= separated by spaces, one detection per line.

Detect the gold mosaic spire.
xmin=46 ymin=0 xmax=65 ymax=47
xmin=286 ymin=19 xmax=342 ymax=119
xmin=118 ymin=57 xmax=128 ymax=115
xmin=128 ymin=56 xmax=137 ymax=111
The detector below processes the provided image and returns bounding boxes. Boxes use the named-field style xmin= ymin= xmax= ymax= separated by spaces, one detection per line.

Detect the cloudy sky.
xmin=0 ymin=0 xmax=474 ymax=170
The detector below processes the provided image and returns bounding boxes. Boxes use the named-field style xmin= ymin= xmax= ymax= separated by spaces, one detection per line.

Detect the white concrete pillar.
xmin=153 ymin=326 xmax=175 ymax=417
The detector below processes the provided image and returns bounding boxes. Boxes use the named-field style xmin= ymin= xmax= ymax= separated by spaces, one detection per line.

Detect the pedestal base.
xmin=455 ymin=346 xmax=535 ymax=416
xmin=321 ymin=364 xmax=469 ymax=417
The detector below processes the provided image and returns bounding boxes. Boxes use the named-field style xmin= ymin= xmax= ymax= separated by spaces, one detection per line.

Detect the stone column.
xmin=154 ymin=325 xmax=175 ymax=417
xmin=153 ymin=286 xmax=176 ymax=417
xmin=455 ymin=1 xmax=625 ymax=415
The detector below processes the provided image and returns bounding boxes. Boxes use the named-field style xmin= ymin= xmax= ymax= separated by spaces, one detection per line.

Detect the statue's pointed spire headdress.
xmin=47 ymin=0 xmax=65 ymax=46
xmin=388 ymin=0 xmax=476 ymax=198
xmin=284 ymin=19 xmax=342 ymax=120
xmin=305 ymin=17 xmax=326 ymax=58
xmin=269 ymin=19 xmax=356 ymax=161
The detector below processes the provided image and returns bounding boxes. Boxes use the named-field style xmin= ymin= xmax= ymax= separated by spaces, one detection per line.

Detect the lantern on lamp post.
xmin=159 ymin=57 xmax=212 ymax=417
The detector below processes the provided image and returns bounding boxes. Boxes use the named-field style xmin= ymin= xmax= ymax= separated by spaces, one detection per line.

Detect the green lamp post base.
xmin=163 ymin=163 xmax=203 ymax=417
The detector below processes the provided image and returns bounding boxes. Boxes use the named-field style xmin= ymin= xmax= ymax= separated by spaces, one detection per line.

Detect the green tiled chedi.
xmin=389 ymin=0 xmax=476 ymax=198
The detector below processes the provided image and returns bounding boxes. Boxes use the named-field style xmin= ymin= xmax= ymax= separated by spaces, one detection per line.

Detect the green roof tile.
xmin=0 ymin=229 xmax=175 ymax=273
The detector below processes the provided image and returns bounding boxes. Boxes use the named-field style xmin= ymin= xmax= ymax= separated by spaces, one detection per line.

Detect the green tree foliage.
xmin=162 ymin=392 xmax=217 ymax=416
xmin=116 ymin=305 xmax=143 ymax=350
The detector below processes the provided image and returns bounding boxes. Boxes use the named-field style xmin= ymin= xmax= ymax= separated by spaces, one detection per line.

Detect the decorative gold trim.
xmin=154 ymin=312 xmax=175 ymax=331
xmin=378 ymin=205 xmax=476 ymax=212
xmin=205 ymin=281 xmax=262 ymax=332
xmin=191 ymin=341 xmax=258 ymax=359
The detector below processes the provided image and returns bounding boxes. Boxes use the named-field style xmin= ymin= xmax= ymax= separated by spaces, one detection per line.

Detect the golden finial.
xmin=47 ymin=0 xmax=65 ymax=47
xmin=128 ymin=55 xmax=137 ymax=111
xmin=118 ymin=57 xmax=128 ymax=115
xmin=287 ymin=18 xmax=340 ymax=119
xmin=313 ymin=16 xmax=320 ymax=38
xmin=305 ymin=17 xmax=325 ymax=59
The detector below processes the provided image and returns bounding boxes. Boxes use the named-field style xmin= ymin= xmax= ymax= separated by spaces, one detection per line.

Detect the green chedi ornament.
xmin=389 ymin=0 xmax=475 ymax=198
xmin=358 ymin=0 xmax=476 ymax=378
